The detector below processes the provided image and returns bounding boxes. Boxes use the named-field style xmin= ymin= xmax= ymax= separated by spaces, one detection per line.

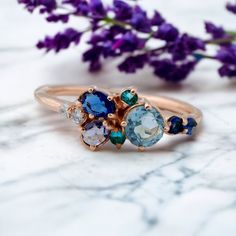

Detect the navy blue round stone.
xmin=80 ymin=91 xmax=116 ymax=118
xmin=168 ymin=116 xmax=184 ymax=134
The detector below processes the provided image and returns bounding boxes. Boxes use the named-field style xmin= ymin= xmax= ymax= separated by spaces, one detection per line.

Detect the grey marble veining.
xmin=0 ymin=0 xmax=236 ymax=236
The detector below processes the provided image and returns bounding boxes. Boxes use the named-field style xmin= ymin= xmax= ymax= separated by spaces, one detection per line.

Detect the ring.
xmin=35 ymin=85 xmax=202 ymax=151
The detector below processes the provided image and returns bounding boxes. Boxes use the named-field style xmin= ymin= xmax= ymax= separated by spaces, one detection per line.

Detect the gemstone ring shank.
xmin=34 ymin=85 xmax=202 ymax=150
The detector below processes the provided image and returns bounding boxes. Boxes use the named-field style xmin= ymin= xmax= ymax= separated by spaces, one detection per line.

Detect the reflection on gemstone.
xmin=80 ymin=91 xmax=116 ymax=118
xmin=82 ymin=120 xmax=110 ymax=147
xmin=125 ymin=105 xmax=164 ymax=147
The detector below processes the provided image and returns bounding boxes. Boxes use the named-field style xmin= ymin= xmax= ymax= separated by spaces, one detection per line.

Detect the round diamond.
xmin=80 ymin=91 xmax=116 ymax=118
xmin=124 ymin=105 xmax=164 ymax=147
xmin=82 ymin=121 xmax=110 ymax=147
xmin=71 ymin=109 xmax=86 ymax=125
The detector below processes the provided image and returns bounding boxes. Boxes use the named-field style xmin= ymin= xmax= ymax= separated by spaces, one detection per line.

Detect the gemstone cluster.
xmin=61 ymin=87 xmax=197 ymax=150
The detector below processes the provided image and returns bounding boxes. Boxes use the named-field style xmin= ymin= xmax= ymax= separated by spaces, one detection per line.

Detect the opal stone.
xmin=82 ymin=121 xmax=110 ymax=147
xmin=109 ymin=130 xmax=126 ymax=145
xmin=80 ymin=91 xmax=116 ymax=118
xmin=121 ymin=89 xmax=138 ymax=106
xmin=124 ymin=105 xmax=164 ymax=147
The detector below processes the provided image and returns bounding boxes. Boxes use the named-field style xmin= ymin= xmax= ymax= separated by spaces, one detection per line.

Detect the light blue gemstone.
xmin=124 ymin=105 xmax=164 ymax=147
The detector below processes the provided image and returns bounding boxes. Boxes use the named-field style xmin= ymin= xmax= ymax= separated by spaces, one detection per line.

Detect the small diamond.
xmin=125 ymin=105 xmax=164 ymax=147
xmin=71 ymin=109 xmax=86 ymax=125
xmin=121 ymin=89 xmax=138 ymax=106
xmin=82 ymin=121 xmax=110 ymax=147
xmin=59 ymin=103 xmax=70 ymax=118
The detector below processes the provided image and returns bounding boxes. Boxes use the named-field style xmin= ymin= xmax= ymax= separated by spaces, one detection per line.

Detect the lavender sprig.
xmin=18 ymin=0 xmax=236 ymax=83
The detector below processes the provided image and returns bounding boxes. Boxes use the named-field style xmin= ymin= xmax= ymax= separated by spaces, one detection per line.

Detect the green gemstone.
xmin=121 ymin=90 xmax=138 ymax=106
xmin=110 ymin=130 xmax=126 ymax=145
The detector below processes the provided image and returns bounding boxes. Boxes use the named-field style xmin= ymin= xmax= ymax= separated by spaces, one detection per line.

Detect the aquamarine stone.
xmin=124 ymin=105 xmax=164 ymax=147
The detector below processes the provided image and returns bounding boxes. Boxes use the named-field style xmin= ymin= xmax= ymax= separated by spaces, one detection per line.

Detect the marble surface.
xmin=1 ymin=0 xmax=236 ymax=236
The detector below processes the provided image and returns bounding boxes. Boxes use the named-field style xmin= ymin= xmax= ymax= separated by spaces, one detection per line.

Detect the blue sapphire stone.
xmin=80 ymin=91 xmax=116 ymax=118
xmin=168 ymin=116 xmax=184 ymax=134
xmin=184 ymin=118 xmax=197 ymax=135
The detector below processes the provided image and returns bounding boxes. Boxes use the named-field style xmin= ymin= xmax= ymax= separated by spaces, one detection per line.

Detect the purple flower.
xmin=216 ymin=45 xmax=236 ymax=65
xmin=46 ymin=14 xmax=69 ymax=23
xmin=205 ymin=22 xmax=225 ymax=39
xmin=226 ymin=2 xmax=236 ymax=14
xmin=113 ymin=0 xmax=133 ymax=20
xmin=215 ymin=45 xmax=236 ymax=78
xmin=18 ymin=0 xmax=236 ymax=82
xmin=102 ymin=41 xmax=118 ymax=57
xmin=89 ymin=0 xmax=106 ymax=18
xmin=170 ymin=34 xmax=205 ymax=60
xmin=150 ymin=59 xmax=197 ymax=82
xmin=118 ymin=54 xmax=148 ymax=73
xmin=37 ymin=28 xmax=82 ymax=52
xmin=130 ymin=6 xmax=151 ymax=33
xmin=63 ymin=0 xmax=90 ymax=15
xmin=83 ymin=46 xmax=103 ymax=71
xmin=18 ymin=0 xmax=56 ymax=12
xmin=156 ymin=23 xmax=179 ymax=42
xmin=112 ymin=32 xmax=145 ymax=53
xmin=218 ymin=64 xmax=236 ymax=77
xmin=151 ymin=11 xmax=165 ymax=26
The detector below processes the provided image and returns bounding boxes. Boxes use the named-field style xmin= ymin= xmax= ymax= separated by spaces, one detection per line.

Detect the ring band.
xmin=35 ymin=85 xmax=202 ymax=151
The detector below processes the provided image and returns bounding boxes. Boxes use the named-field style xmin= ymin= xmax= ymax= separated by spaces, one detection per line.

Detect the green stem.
xmin=226 ymin=31 xmax=236 ymax=36
xmin=102 ymin=17 xmax=129 ymax=28
xmin=206 ymin=36 xmax=236 ymax=45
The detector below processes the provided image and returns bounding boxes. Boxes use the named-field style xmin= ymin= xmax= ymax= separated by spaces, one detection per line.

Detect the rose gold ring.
xmin=34 ymin=85 xmax=202 ymax=151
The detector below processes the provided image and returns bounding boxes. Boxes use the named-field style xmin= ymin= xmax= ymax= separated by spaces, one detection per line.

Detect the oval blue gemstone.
xmin=80 ymin=91 xmax=116 ymax=118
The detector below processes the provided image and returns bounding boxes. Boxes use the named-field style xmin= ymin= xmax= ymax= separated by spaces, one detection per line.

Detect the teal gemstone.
xmin=124 ymin=105 xmax=164 ymax=147
xmin=110 ymin=130 xmax=126 ymax=145
xmin=121 ymin=90 xmax=138 ymax=106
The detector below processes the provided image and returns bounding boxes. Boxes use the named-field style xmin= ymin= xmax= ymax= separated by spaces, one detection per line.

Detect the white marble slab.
xmin=0 ymin=0 xmax=236 ymax=236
